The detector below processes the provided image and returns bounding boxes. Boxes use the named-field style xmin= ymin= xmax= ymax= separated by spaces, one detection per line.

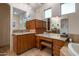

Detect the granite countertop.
xmin=36 ymin=33 xmax=67 ymax=42
xmin=13 ymin=32 xmax=35 ymax=35
xmin=13 ymin=32 xmax=67 ymax=41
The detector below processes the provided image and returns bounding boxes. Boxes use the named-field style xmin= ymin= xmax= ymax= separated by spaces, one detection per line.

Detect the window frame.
xmin=60 ymin=3 xmax=75 ymax=15
xmin=44 ymin=8 xmax=52 ymax=19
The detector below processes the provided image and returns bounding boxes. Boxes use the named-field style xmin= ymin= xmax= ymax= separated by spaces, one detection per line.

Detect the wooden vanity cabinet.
xmin=13 ymin=35 xmax=23 ymax=54
xmin=13 ymin=34 xmax=35 ymax=54
xmin=35 ymin=20 xmax=43 ymax=28
xmin=27 ymin=34 xmax=36 ymax=49
xmin=53 ymin=39 xmax=65 ymax=56
xmin=35 ymin=36 xmax=40 ymax=48
xmin=35 ymin=36 xmax=65 ymax=56
xmin=29 ymin=20 xmax=36 ymax=29
xmin=26 ymin=19 xmax=46 ymax=34
xmin=35 ymin=36 xmax=52 ymax=48
xmin=26 ymin=21 xmax=30 ymax=29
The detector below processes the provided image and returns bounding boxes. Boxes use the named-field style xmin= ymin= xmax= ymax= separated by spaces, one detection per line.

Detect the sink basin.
xmin=68 ymin=43 xmax=79 ymax=56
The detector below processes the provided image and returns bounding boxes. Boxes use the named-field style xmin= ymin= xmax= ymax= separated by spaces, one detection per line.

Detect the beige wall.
xmin=61 ymin=3 xmax=79 ymax=34
xmin=13 ymin=15 xmax=20 ymax=30
xmin=61 ymin=3 xmax=79 ymax=43
xmin=0 ymin=4 xmax=10 ymax=46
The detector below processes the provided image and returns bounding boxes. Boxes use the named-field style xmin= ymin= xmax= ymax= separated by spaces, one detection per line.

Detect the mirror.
xmin=13 ymin=7 xmax=26 ymax=31
xmin=60 ymin=18 xmax=69 ymax=34
xmin=46 ymin=17 xmax=61 ymax=33
xmin=46 ymin=17 xmax=69 ymax=34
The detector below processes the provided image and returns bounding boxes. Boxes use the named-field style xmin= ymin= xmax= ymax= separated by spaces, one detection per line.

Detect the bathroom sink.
xmin=68 ymin=43 xmax=79 ymax=56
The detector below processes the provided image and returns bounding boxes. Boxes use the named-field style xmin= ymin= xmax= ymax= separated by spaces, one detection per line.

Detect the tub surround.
xmin=70 ymin=34 xmax=79 ymax=43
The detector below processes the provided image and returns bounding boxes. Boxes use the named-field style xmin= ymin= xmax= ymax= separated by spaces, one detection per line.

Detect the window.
xmin=44 ymin=8 xmax=52 ymax=18
xmin=61 ymin=3 xmax=75 ymax=15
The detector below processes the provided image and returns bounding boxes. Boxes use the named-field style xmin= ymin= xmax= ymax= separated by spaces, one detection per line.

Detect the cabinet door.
xmin=13 ymin=34 xmax=35 ymax=54
xmin=20 ymin=35 xmax=25 ymax=53
xmin=53 ymin=39 xmax=65 ymax=56
xmin=13 ymin=35 xmax=17 ymax=53
xmin=29 ymin=20 xmax=35 ymax=29
xmin=36 ymin=36 xmax=40 ymax=48
xmin=27 ymin=34 xmax=35 ymax=49
xmin=36 ymin=20 xmax=42 ymax=28
xmin=42 ymin=21 xmax=46 ymax=28
xmin=17 ymin=35 xmax=21 ymax=54
xmin=23 ymin=34 xmax=28 ymax=51
xmin=26 ymin=21 xmax=30 ymax=29
xmin=17 ymin=35 xmax=27 ymax=54
xmin=31 ymin=34 xmax=35 ymax=48
xmin=22 ymin=34 xmax=35 ymax=51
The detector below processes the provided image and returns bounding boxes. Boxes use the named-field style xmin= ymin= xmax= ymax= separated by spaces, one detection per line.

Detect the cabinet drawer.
xmin=53 ymin=40 xmax=64 ymax=47
xmin=40 ymin=37 xmax=53 ymax=43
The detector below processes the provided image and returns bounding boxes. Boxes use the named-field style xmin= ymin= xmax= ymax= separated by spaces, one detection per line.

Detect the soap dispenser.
xmin=67 ymin=34 xmax=73 ymax=43
xmin=69 ymin=37 xmax=72 ymax=42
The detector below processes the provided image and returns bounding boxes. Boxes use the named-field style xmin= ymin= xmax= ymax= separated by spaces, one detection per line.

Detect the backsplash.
xmin=13 ymin=30 xmax=26 ymax=33
xmin=29 ymin=29 xmax=36 ymax=32
xmin=70 ymin=34 xmax=79 ymax=43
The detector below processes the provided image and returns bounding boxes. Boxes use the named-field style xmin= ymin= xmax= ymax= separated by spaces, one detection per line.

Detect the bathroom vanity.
xmin=13 ymin=32 xmax=35 ymax=54
xmin=36 ymin=33 xmax=67 ymax=56
xmin=13 ymin=32 xmax=67 ymax=55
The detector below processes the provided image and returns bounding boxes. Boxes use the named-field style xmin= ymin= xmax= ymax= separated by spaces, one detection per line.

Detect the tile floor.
xmin=0 ymin=45 xmax=10 ymax=56
xmin=20 ymin=48 xmax=51 ymax=56
xmin=6 ymin=48 xmax=51 ymax=56
xmin=0 ymin=46 xmax=51 ymax=56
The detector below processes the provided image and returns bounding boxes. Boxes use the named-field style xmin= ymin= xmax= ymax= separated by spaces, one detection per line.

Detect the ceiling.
xmin=26 ymin=3 xmax=44 ymax=9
